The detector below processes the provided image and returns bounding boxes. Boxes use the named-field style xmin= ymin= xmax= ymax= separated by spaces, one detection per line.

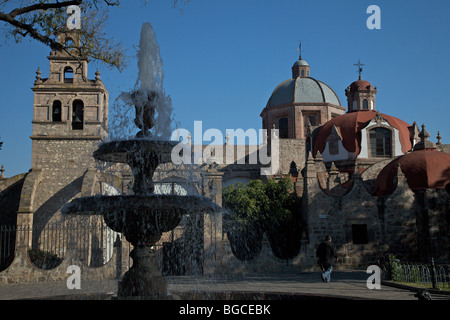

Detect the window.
xmin=65 ymin=38 xmax=74 ymax=48
xmin=303 ymin=115 xmax=317 ymax=127
xmin=72 ymin=100 xmax=84 ymax=130
xmin=329 ymin=140 xmax=339 ymax=155
xmin=369 ymin=127 xmax=392 ymax=157
xmin=362 ymin=99 xmax=368 ymax=109
xmin=52 ymin=100 xmax=62 ymax=122
xmin=301 ymin=70 xmax=305 ymax=77
xmin=278 ymin=117 xmax=288 ymax=138
xmin=352 ymin=224 xmax=368 ymax=244
xmin=64 ymin=67 xmax=74 ymax=83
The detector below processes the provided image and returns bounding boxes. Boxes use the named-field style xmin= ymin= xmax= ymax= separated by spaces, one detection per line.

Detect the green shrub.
xmin=28 ymin=248 xmax=63 ymax=270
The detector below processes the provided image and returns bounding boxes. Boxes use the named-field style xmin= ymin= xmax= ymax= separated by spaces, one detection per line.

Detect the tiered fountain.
xmin=62 ymin=23 xmax=218 ymax=299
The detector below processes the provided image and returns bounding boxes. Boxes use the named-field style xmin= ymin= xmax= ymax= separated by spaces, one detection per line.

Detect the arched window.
xmin=278 ymin=117 xmax=288 ymax=139
xmin=52 ymin=100 xmax=62 ymax=122
xmin=301 ymin=70 xmax=305 ymax=77
xmin=65 ymin=38 xmax=74 ymax=47
xmin=64 ymin=66 xmax=74 ymax=83
xmin=72 ymin=100 xmax=84 ymax=130
xmin=369 ymin=127 xmax=392 ymax=157
xmin=362 ymin=99 xmax=368 ymax=109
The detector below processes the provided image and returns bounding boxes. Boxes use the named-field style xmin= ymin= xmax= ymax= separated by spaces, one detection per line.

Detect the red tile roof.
xmin=314 ymin=110 xmax=412 ymax=157
xmin=373 ymin=149 xmax=450 ymax=196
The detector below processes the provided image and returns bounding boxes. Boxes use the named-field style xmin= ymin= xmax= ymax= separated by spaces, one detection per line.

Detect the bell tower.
xmin=30 ymin=29 xmax=109 ymax=207
xmin=345 ymin=61 xmax=377 ymax=112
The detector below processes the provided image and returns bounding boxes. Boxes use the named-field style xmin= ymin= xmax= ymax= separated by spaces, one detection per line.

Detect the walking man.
xmin=316 ymin=235 xmax=338 ymax=283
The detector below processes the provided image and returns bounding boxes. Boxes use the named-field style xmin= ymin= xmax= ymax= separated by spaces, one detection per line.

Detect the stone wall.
xmin=30 ymin=138 xmax=101 ymax=226
xmin=0 ymin=174 xmax=27 ymax=225
xmin=215 ymin=150 xmax=449 ymax=273
xmin=278 ymin=138 xmax=306 ymax=175
xmin=0 ymin=244 xmax=119 ymax=285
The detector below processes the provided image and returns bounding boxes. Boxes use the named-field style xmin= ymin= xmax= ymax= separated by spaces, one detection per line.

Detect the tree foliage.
xmin=223 ymin=177 xmax=303 ymax=261
xmin=0 ymin=0 xmax=190 ymax=71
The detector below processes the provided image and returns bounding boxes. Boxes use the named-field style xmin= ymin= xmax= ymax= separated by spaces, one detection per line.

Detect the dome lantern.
xmin=292 ymin=59 xmax=310 ymax=78
xmin=345 ymin=60 xmax=377 ymax=112
xmin=292 ymin=41 xmax=311 ymax=78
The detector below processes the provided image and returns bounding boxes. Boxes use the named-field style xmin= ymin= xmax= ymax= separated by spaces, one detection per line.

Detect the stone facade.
xmin=1 ymin=41 xmax=449 ymax=284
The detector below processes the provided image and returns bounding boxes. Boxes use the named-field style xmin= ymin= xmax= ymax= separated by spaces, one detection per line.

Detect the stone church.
xmin=1 ymin=32 xmax=449 ymax=282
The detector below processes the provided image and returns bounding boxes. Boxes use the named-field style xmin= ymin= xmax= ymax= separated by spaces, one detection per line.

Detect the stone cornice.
xmin=261 ymin=102 xmax=347 ymax=116
xmin=30 ymin=135 xmax=103 ymax=140
xmin=31 ymin=86 xmax=106 ymax=93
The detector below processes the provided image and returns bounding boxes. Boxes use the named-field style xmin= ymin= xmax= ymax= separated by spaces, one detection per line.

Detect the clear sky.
xmin=1 ymin=0 xmax=449 ymax=177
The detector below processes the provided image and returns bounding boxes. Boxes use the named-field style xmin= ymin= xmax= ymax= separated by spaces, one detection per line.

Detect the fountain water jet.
xmin=62 ymin=23 xmax=219 ymax=299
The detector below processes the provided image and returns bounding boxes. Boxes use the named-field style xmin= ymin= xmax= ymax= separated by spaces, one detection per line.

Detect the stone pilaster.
xmin=202 ymin=164 xmax=224 ymax=275
xmin=16 ymin=169 xmax=43 ymax=248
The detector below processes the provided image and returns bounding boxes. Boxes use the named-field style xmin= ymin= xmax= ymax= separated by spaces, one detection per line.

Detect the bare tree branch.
xmin=0 ymin=10 xmax=63 ymax=50
xmin=8 ymin=1 xmax=82 ymax=18
xmin=0 ymin=0 xmax=188 ymax=71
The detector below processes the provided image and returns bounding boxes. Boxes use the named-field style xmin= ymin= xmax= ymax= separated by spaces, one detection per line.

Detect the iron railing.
xmin=0 ymin=222 xmax=120 ymax=271
xmin=382 ymin=257 xmax=450 ymax=290
xmin=0 ymin=224 xmax=15 ymax=270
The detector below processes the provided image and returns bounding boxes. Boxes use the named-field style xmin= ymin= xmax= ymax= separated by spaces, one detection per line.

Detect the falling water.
xmin=110 ymin=22 xmax=177 ymax=141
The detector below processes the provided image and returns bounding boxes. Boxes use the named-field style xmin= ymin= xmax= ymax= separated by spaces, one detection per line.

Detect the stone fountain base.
xmin=63 ymin=194 xmax=220 ymax=299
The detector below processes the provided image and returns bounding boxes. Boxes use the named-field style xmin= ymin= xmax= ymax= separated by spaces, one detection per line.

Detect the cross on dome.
xmin=354 ymin=59 xmax=365 ymax=79
xmin=297 ymin=41 xmax=303 ymax=60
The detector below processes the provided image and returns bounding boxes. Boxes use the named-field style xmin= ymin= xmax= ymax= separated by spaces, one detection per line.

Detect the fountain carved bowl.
xmin=63 ymin=194 xmax=219 ymax=245
xmin=62 ymin=138 xmax=220 ymax=245
xmin=93 ymin=138 xmax=177 ymax=164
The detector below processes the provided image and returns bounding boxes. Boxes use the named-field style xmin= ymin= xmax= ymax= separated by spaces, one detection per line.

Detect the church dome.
xmin=374 ymin=124 xmax=450 ymax=196
xmin=293 ymin=59 xmax=309 ymax=67
xmin=373 ymin=149 xmax=450 ymax=197
xmin=266 ymin=77 xmax=341 ymax=108
xmin=348 ymin=79 xmax=374 ymax=92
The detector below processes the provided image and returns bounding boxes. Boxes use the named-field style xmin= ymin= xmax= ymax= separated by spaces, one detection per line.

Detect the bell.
xmin=53 ymin=107 xmax=61 ymax=115
xmin=73 ymin=115 xmax=82 ymax=123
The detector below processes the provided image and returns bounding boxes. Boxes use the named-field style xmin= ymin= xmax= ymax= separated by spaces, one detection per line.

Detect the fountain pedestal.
xmin=118 ymin=246 xmax=167 ymax=299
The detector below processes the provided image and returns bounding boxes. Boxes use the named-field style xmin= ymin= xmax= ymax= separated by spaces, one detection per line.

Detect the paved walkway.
xmin=0 ymin=271 xmax=448 ymax=300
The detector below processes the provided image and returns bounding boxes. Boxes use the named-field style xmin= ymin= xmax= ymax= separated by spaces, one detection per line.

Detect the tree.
xmin=222 ymin=180 xmax=267 ymax=261
xmin=0 ymin=0 xmax=190 ymax=71
xmin=223 ymin=177 xmax=303 ymax=262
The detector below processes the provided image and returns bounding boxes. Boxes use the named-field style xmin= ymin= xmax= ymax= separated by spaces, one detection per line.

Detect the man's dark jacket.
xmin=316 ymin=241 xmax=337 ymax=269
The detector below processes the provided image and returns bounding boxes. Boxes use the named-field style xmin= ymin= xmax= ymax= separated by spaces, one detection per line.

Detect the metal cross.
xmin=297 ymin=41 xmax=303 ymax=59
xmin=354 ymin=59 xmax=365 ymax=78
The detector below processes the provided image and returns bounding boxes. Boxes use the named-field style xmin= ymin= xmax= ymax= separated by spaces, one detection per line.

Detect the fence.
xmin=1 ymin=220 xmax=200 ymax=275
xmin=1 ymin=222 xmax=120 ymax=271
xmin=383 ymin=257 xmax=450 ymax=290
xmin=0 ymin=225 xmax=15 ymax=270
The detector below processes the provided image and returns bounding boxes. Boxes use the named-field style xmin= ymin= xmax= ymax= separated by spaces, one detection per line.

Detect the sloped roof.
xmin=313 ymin=110 xmax=412 ymax=156
xmin=373 ymin=149 xmax=450 ymax=196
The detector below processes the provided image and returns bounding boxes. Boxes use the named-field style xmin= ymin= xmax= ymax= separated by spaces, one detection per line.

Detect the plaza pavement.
xmin=0 ymin=271 xmax=448 ymax=300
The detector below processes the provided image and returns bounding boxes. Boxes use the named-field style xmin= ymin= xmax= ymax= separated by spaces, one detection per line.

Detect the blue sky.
xmin=1 ymin=0 xmax=449 ymax=177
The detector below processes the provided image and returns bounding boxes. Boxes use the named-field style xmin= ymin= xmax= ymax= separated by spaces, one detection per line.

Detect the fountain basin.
xmin=62 ymin=194 xmax=220 ymax=244
xmin=62 ymin=193 xmax=220 ymax=299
